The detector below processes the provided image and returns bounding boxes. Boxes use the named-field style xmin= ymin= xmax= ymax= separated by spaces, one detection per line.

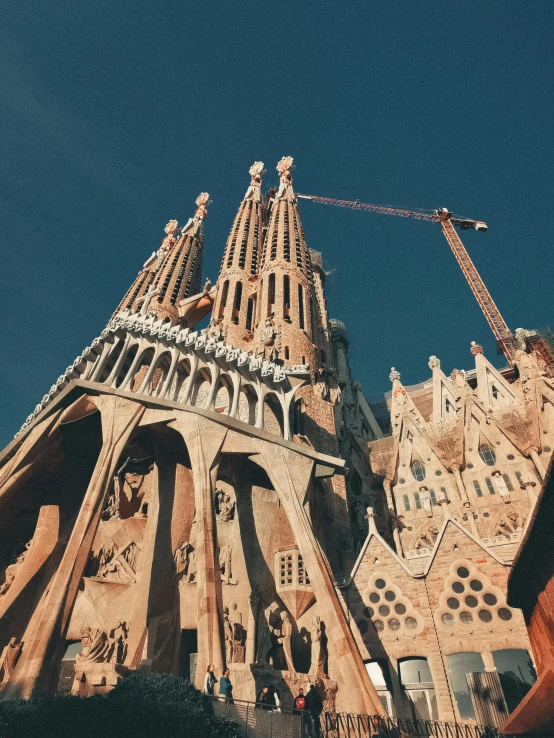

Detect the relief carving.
xmin=309 ymin=616 xmax=328 ymax=678
xmin=215 ymin=487 xmax=235 ymax=522
xmin=223 ymin=603 xmax=245 ymax=664
xmin=0 ymin=637 xmax=22 ymax=687
xmin=220 ymin=545 xmax=237 ymax=585
xmin=173 ymin=541 xmax=196 ymax=584
xmin=0 ymin=540 xmax=32 ymax=597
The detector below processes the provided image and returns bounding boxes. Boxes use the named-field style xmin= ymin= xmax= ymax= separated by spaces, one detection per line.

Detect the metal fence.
xmin=212 ymin=698 xmax=538 ymax=738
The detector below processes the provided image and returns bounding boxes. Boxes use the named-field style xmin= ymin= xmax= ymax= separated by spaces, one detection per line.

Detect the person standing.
xmin=293 ymin=687 xmax=306 ymax=714
xmin=219 ymin=668 xmax=233 ymax=701
xmin=305 ymin=683 xmax=323 ymax=738
xmin=203 ymin=664 xmax=218 ymax=695
xmin=257 ymin=685 xmax=273 ymax=710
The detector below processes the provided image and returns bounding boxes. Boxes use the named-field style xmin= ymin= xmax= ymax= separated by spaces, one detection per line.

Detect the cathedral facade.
xmin=0 ymin=158 xmax=551 ymax=722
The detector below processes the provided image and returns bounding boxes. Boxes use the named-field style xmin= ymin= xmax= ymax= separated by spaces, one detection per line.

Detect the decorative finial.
xmin=276 ymin=156 xmax=294 ymax=187
xmin=164 ymin=220 xmax=178 ymax=236
xmin=389 ymin=367 xmax=401 ymax=382
xmin=428 ymin=356 xmax=441 ymax=370
xmin=470 ymin=341 xmax=484 ymax=356
xmin=193 ymin=192 xmax=211 ymax=223
xmin=160 ymin=219 xmax=179 ymax=253
xmin=249 ymin=161 xmax=265 ymax=180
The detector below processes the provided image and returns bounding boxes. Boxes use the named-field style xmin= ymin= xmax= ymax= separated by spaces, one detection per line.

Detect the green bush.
xmin=0 ymin=674 xmax=241 ymax=738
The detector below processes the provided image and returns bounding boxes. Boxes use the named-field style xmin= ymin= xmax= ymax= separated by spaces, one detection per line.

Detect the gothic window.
xmin=283 ymin=275 xmax=291 ymax=320
xmin=414 ymin=493 xmax=422 ymax=510
xmin=430 ymin=489 xmax=438 ymax=506
xmin=298 ymin=284 xmax=305 ymax=329
xmin=238 ymin=217 xmax=249 ymax=268
xmin=232 ymin=281 xmax=242 ymax=323
xmin=267 ymin=273 xmax=276 ymax=316
xmin=411 ymin=460 xmax=426 ymax=481
xmin=403 ymin=495 xmax=411 ymax=512
xmin=473 ymin=480 xmax=483 ymax=497
xmin=502 ymin=473 xmax=514 ymax=492
xmin=515 ymin=471 xmax=524 ymax=487
xmin=364 ymin=661 xmax=394 ymax=716
xmin=445 ymin=398 xmax=454 ymax=415
xmin=479 ymin=444 xmax=496 ymax=466
xmin=245 ymin=297 xmax=254 ymax=332
xmin=320 ymin=349 xmax=326 ymax=364
xmin=485 ymin=477 xmax=495 ymax=495
xmin=283 ymin=207 xmax=290 ymax=261
xmin=492 ymin=650 xmax=536 ymax=711
xmin=218 ymin=280 xmax=229 ymax=320
xmin=251 ymin=211 xmax=259 ymax=274
xmin=491 ymin=385 xmax=499 ymax=401
xmin=285 ymin=346 xmax=290 ymax=360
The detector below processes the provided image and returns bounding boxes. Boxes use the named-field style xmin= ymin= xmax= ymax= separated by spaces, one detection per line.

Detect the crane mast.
xmin=297 ymin=193 xmax=517 ymax=363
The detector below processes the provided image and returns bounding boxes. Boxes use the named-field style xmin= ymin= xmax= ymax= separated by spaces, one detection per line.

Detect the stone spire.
xmin=254 ymin=156 xmax=318 ymax=368
xmin=114 ymin=193 xmax=209 ymax=324
xmin=211 ymin=163 xmax=266 ymax=347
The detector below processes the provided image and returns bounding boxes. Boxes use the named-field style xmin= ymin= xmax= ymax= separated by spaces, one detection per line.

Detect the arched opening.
xmin=237 ymin=385 xmax=257 ymax=425
xmin=218 ymin=280 xmax=229 ymax=321
xmin=398 ymin=657 xmax=437 ymax=721
xmin=267 ymin=273 xmax=276 ymax=317
xmin=264 ymin=393 xmax=284 ymax=437
xmin=98 ymin=338 xmax=127 ymax=384
xmin=232 ymin=282 xmax=242 ymax=324
xmin=114 ymin=344 xmax=138 ymax=389
xmin=245 ymin=297 xmax=254 ymax=332
xmin=189 ymin=369 xmax=212 ymax=407
xmin=129 ymin=347 xmax=155 ymax=392
xmin=172 ymin=358 xmax=191 ymax=402
xmin=447 ymin=652 xmax=485 ymax=719
xmin=298 ymin=284 xmax=305 ymax=329
xmin=213 ymin=376 xmax=233 ymax=415
xmin=150 ymin=351 xmax=172 ymax=397
xmin=283 ymin=275 xmax=291 ymax=321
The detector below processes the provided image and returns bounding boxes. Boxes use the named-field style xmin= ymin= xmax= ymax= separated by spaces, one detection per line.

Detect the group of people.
xmin=203 ymin=664 xmax=323 ymax=736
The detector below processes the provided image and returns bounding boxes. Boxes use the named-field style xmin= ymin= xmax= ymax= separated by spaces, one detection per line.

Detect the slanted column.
xmin=529 ymin=448 xmax=545 ymax=480
xmin=181 ymin=355 xmax=199 ymax=405
xmin=245 ymin=586 xmax=260 ymax=666
xmin=160 ymin=349 xmax=180 ymax=399
xmin=6 ymin=396 xmax=145 ymax=698
xmin=175 ymin=415 xmax=226 ymax=685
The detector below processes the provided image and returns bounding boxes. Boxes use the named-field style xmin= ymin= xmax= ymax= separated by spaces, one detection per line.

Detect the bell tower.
xmin=211 ymin=163 xmax=265 ymax=347
xmin=114 ymin=193 xmax=209 ymax=324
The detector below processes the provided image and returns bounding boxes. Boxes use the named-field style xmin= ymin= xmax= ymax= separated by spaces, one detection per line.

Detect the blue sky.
xmin=1 ymin=2 xmax=553 ymax=446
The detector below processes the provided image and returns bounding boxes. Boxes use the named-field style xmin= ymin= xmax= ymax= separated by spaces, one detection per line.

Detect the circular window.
xmin=498 ymin=608 xmax=513 ymax=621
xmin=460 ymin=611 xmax=473 ymax=624
xmin=363 ymin=607 xmax=374 ymax=619
xmin=374 ymin=620 xmax=384 ymax=632
xmin=369 ymin=593 xmax=380 ymax=604
xmin=479 ymin=444 xmax=497 ymax=466
xmin=467 ymin=463 xmax=474 ymax=469
xmin=447 ymin=597 xmax=460 ymax=610
xmin=405 ymin=616 xmax=418 ymax=629
xmin=375 ymin=579 xmax=386 ymax=590
xmin=470 ymin=580 xmax=483 ymax=592
xmin=385 ymin=591 xmax=396 ymax=602
xmin=484 ymin=593 xmax=497 ymax=606
xmin=457 ymin=566 xmax=470 ymax=578
xmin=452 ymin=582 xmax=465 ymax=594
xmin=507 ymin=454 xmax=515 ymax=460
xmin=358 ymin=620 xmax=368 ymax=634
xmin=544 ymin=447 xmax=552 ymax=453
xmin=478 ymin=610 xmax=493 ymax=623
xmin=395 ymin=603 xmax=406 ymax=615
xmin=399 ymin=478 xmax=405 ymax=484
xmin=411 ymin=460 xmax=426 ymax=482
xmin=379 ymin=605 xmax=390 ymax=617
xmin=389 ymin=618 xmax=401 ymax=631
xmin=465 ymin=595 xmax=478 ymax=608
xmin=442 ymin=613 xmax=455 ymax=626
xmin=435 ymin=470 xmax=442 ymax=476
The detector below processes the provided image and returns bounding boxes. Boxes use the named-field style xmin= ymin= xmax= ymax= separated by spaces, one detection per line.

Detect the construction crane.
xmin=297 ymin=193 xmax=518 ymax=363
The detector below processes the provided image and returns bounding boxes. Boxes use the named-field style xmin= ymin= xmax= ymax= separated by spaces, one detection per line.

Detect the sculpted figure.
xmin=0 ymin=637 xmax=22 ymax=687
xmin=78 ymin=627 xmax=111 ymax=663
xmin=256 ymin=602 xmax=279 ymax=665
xmin=220 ymin=545 xmax=236 ymax=585
xmin=215 ymin=488 xmax=235 ymax=522
xmin=174 ymin=541 xmax=196 ymax=583
xmin=223 ymin=609 xmax=234 ymax=664
xmin=492 ymin=471 xmax=511 ymax=502
xmin=0 ymin=572 xmax=15 ymax=597
xmin=310 ymin=617 xmax=327 ymax=678
xmin=278 ymin=611 xmax=295 ymax=672
xmin=419 ymin=487 xmax=433 ymax=517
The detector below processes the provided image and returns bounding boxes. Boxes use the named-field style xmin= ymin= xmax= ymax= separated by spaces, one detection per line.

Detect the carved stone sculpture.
xmin=310 ymin=616 xmax=327 ymax=678
xmin=0 ymin=637 xmax=22 ymax=687
xmin=420 ymin=487 xmax=433 ymax=517
xmin=0 ymin=572 xmax=15 ymax=597
xmin=224 ymin=603 xmax=245 ymax=664
xmin=220 ymin=545 xmax=237 ymax=585
xmin=174 ymin=541 xmax=196 ymax=583
xmin=492 ymin=471 xmax=511 ymax=502
xmin=215 ymin=487 xmax=235 ymax=522
xmin=256 ymin=601 xmax=279 ymax=665
xmin=278 ymin=611 xmax=295 ymax=672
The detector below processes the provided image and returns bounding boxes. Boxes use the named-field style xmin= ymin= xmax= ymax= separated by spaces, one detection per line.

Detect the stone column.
xmin=173 ymin=415 xmax=227 ymax=686
xmin=245 ymin=586 xmax=260 ymax=666
xmin=529 ymin=448 xmax=545 ymax=480
xmin=451 ymin=466 xmax=469 ymax=505
xmin=255 ymin=447 xmax=385 ymax=716
xmin=5 ymin=396 xmax=145 ymax=698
